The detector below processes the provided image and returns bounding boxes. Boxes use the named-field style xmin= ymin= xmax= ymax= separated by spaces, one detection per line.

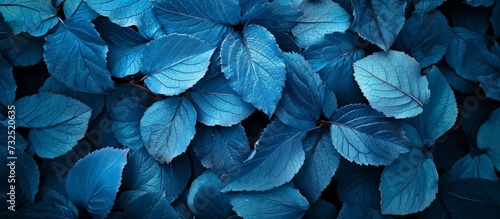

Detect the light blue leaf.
xmin=141 ymin=34 xmax=215 ymax=96
xmin=438 ymin=61 xmax=477 ymax=94
xmin=39 ymin=77 xmax=105 ymax=121
xmin=153 ymin=0 xmax=240 ymax=45
xmin=125 ymin=192 xmax=180 ymax=219
xmin=451 ymin=6 xmax=491 ymax=35
xmin=465 ymin=0 xmax=494 ymax=7
xmin=0 ymin=0 xmax=58 ymax=36
xmin=241 ymin=0 xmax=301 ymax=34
xmin=275 ymin=53 xmax=325 ymax=130
xmin=493 ymin=3 xmax=500 ymax=38
xmin=110 ymin=97 xmax=146 ymax=149
xmin=330 ymin=104 xmax=409 ymax=166
xmin=478 ymin=108 xmax=500 ymax=171
xmin=188 ymin=73 xmax=255 ymax=126
xmin=335 ymin=159 xmax=381 ymax=208
xmin=66 ymin=148 xmax=129 ymax=219
xmin=228 ymin=184 xmax=309 ymax=219
xmin=414 ymin=0 xmax=444 ymax=14
xmin=351 ymin=0 xmax=406 ymax=51
xmin=187 ymin=171 xmax=233 ymax=219
xmin=353 ymin=50 xmax=430 ymax=119
xmin=221 ymin=120 xmax=305 ymax=192
xmin=63 ymin=0 xmax=98 ymax=20
xmin=380 ymin=148 xmax=438 ymax=215
xmin=0 ymin=18 xmax=44 ymax=66
xmin=43 ymin=18 xmax=114 ymax=94
xmin=444 ymin=154 xmax=498 ymax=182
xmin=140 ymin=97 xmax=197 ymax=163
xmin=293 ymin=128 xmax=340 ymax=203
xmin=405 ymin=66 xmax=457 ymax=145
xmin=136 ymin=8 xmax=165 ymax=39
xmin=192 ymin=124 xmax=250 ymax=174
xmin=338 ymin=203 xmax=390 ymax=219
xmin=303 ymin=32 xmax=365 ymax=105
xmin=393 ymin=12 xmax=452 ymax=68
xmin=94 ymin=18 xmax=149 ymax=78
xmin=221 ymin=24 xmax=286 ymax=117
xmin=0 ymin=55 xmax=14 ymax=108
xmin=14 ymin=92 xmax=91 ymax=158
xmin=292 ymin=0 xmax=350 ymax=48
xmin=303 ymin=199 xmax=338 ymax=219
xmin=85 ymin=0 xmax=151 ymax=27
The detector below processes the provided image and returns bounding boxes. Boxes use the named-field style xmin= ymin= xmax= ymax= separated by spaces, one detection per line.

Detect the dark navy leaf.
xmin=105 ymin=85 xmax=155 ymax=113
xmin=338 ymin=203 xmax=390 ymax=219
xmin=405 ymin=66 xmax=457 ymax=145
xmin=192 ymin=124 xmax=250 ymax=174
xmin=492 ymin=3 xmax=500 ymax=38
xmin=303 ymin=199 xmax=338 ymax=219
xmin=187 ymin=171 xmax=233 ymax=219
xmin=221 ymin=25 xmax=286 ymax=117
xmin=444 ymin=154 xmax=497 ymax=182
xmin=15 ymin=92 xmax=91 ymax=158
xmin=393 ymin=11 xmax=452 ymax=68
xmin=351 ymin=0 xmax=406 ymax=51
xmin=414 ymin=0 xmax=444 ymax=14
xmin=303 ymin=32 xmax=365 ymax=105
xmin=441 ymin=178 xmax=500 ymax=218
xmin=465 ymin=0 xmax=494 ymax=7
xmin=125 ymin=192 xmax=181 ymax=219
xmin=0 ymin=150 xmax=39 ymax=208
xmin=353 ymin=50 xmax=430 ymax=119
xmin=140 ymin=97 xmax=197 ymax=163
xmin=275 ymin=53 xmax=325 ymax=130
xmin=63 ymin=0 xmax=98 ymax=20
xmin=461 ymin=98 xmax=500 ymax=147
xmin=141 ymin=34 xmax=215 ymax=96
xmin=438 ymin=61 xmax=477 ymax=94
xmin=85 ymin=110 xmax=123 ymax=149
xmin=293 ymin=128 xmax=340 ymax=203
xmin=241 ymin=0 xmax=301 ymax=35
xmin=447 ymin=28 xmax=487 ymax=80
xmin=240 ymin=0 xmax=268 ymax=15
xmin=451 ymin=6 xmax=491 ymax=35
xmin=433 ymin=131 xmax=467 ymax=170
xmin=417 ymin=192 xmax=451 ymax=219
xmin=0 ymin=55 xmax=15 ymax=108
xmin=110 ymin=97 xmax=146 ymax=149
xmin=0 ymin=18 xmax=44 ymax=66
xmin=336 ymin=159 xmax=382 ymax=208
xmin=322 ymin=89 xmax=338 ymax=119
xmin=478 ymin=108 xmax=500 ymax=171
xmin=292 ymin=0 xmax=350 ymax=48
xmin=222 ymin=120 xmax=305 ymax=192
xmin=153 ymin=0 xmax=240 ymax=45
xmin=4 ymin=189 xmax=78 ymax=218
xmin=0 ymin=124 xmax=28 ymax=150
xmin=228 ymin=184 xmax=309 ymax=219
xmin=66 ymin=148 xmax=128 ymax=219
xmin=115 ymin=190 xmax=147 ymax=211
xmin=380 ymin=148 xmax=438 ymax=215
xmin=188 ymin=73 xmax=255 ymax=126
xmin=85 ymin=0 xmax=152 ymax=27
xmin=43 ymin=18 xmax=114 ymax=94
xmin=330 ymin=104 xmax=409 ymax=166
xmin=0 ymin=0 xmax=58 ymax=36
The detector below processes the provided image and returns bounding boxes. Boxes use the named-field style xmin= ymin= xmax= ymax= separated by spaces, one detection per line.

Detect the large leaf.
xmin=353 ymin=50 xmax=430 ymax=119
xmin=478 ymin=108 xmax=500 ymax=171
xmin=228 ymin=184 xmax=309 ymax=219
xmin=66 ymin=148 xmax=128 ymax=219
xmin=351 ymin=0 xmax=406 ymax=51
xmin=15 ymin=92 xmax=91 ymax=158
xmin=221 ymin=120 xmax=305 ymax=192
xmin=221 ymin=24 xmax=286 ymax=117
xmin=110 ymin=97 xmax=146 ymax=149
xmin=43 ymin=17 xmax=114 ymax=94
xmin=291 ymin=0 xmax=350 ymax=48
xmin=187 ymin=171 xmax=233 ymax=219
xmin=330 ymin=104 xmax=409 ymax=166
xmin=380 ymin=148 xmax=438 ymax=215
xmin=141 ymin=34 xmax=215 ymax=96
xmin=0 ymin=0 xmax=58 ymax=36
xmin=86 ymin=0 xmax=152 ymax=27
xmin=140 ymin=97 xmax=197 ymax=163
xmin=0 ymin=55 xmax=14 ymax=108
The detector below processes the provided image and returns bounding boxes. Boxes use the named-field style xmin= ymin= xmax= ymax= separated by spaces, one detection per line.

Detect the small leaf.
xmin=66 ymin=148 xmax=128 ymax=219
xmin=0 ymin=0 xmax=59 ymax=36
xmin=353 ymin=50 xmax=430 ymax=119
xmin=187 ymin=171 xmax=233 ymax=219
xmin=110 ymin=97 xmax=146 ymax=149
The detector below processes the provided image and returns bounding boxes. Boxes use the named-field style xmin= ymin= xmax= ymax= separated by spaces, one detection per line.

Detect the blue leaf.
xmin=39 ymin=77 xmax=105 ymax=121
xmin=492 ymin=3 xmax=500 ymax=38
xmin=292 ymin=0 xmax=350 ymax=48
xmin=105 ymin=85 xmax=155 ymax=113
xmin=303 ymin=199 xmax=338 ymax=219
xmin=478 ymin=108 xmax=500 ymax=171
xmin=141 ymin=34 xmax=215 ymax=96
xmin=433 ymin=131 xmax=467 ymax=170
xmin=393 ymin=12 xmax=452 ymax=68
xmin=0 ymin=55 xmax=15 ymax=108
xmin=275 ymin=53 xmax=325 ymax=130
xmin=221 ymin=120 xmax=305 ymax=192
xmin=85 ymin=0 xmax=152 ymax=27
xmin=417 ymin=192 xmax=452 ymax=219
xmin=0 ymin=18 xmax=44 ymax=66
xmin=330 ymin=104 xmax=409 ymax=166
xmin=240 ymin=0 xmax=268 ymax=15
xmin=241 ymin=0 xmax=301 ymax=35
xmin=353 ymin=50 xmax=430 ymax=119
xmin=0 ymin=124 xmax=28 ymax=151
xmin=110 ymin=97 xmax=146 ymax=149
xmin=66 ymin=148 xmax=128 ymax=219
xmin=188 ymin=73 xmax=255 ymax=126
xmin=153 ymin=0 xmax=240 ymax=45
xmin=221 ymin=24 xmax=286 ymax=117
xmin=322 ymin=89 xmax=338 ymax=119
xmin=414 ymin=0 xmax=444 ymax=14
xmin=451 ymin=6 xmax=491 ymax=35
xmin=293 ymin=128 xmax=340 ymax=203
xmin=465 ymin=0 xmax=494 ymax=7
xmin=85 ymin=110 xmax=123 ymax=149
xmin=338 ymin=203 xmax=390 ymax=219
xmin=192 ymin=124 xmax=250 ymax=174
xmin=136 ymin=8 xmax=165 ymax=39
xmin=303 ymin=32 xmax=365 ymax=105
xmin=14 ymin=92 xmax=91 ymax=158
xmin=351 ymin=0 xmax=406 ymax=51
xmin=94 ymin=18 xmax=149 ymax=78
xmin=0 ymin=150 xmax=39 ymax=208
xmin=4 ymin=189 xmax=78 ymax=218
xmin=125 ymin=192 xmax=181 ymax=219
xmin=187 ymin=171 xmax=233 ymax=219
xmin=228 ymin=183 xmax=309 ymax=219
xmin=446 ymin=28 xmax=486 ymax=80
xmin=403 ymin=123 xmax=424 ymax=148
xmin=335 ymin=159 xmax=381 ymax=208
xmin=43 ymin=18 xmax=114 ymax=94
xmin=438 ymin=61 xmax=477 ymax=94
xmin=63 ymin=0 xmax=98 ymax=20
xmin=380 ymin=148 xmax=438 ymax=215
xmin=140 ymin=97 xmax=197 ymax=163
xmin=461 ymin=98 xmax=500 ymax=147
xmin=0 ymin=0 xmax=58 ymax=36
xmin=115 ymin=190 xmax=147 ymax=211
xmin=444 ymin=154 xmax=498 ymax=182
xmin=405 ymin=66 xmax=458 ymax=145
